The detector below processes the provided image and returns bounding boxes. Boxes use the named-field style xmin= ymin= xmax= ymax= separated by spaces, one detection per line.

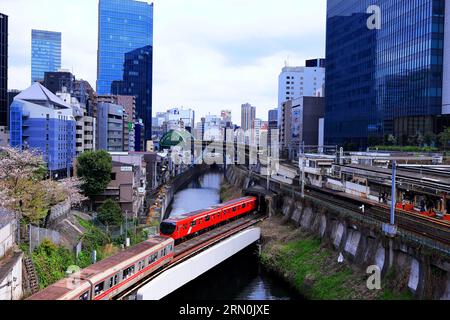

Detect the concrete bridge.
xmin=136 ymin=227 xmax=261 ymax=300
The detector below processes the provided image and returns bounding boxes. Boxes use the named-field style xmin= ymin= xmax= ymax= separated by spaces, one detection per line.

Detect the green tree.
xmin=424 ymin=132 xmax=437 ymax=147
xmin=97 ymin=199 xmax=123 ymax=227
xmin=439 ymin=127 xmax=450 ymax=153
xmin=387 ymin=134 xmax=397 ymax=146
xmin=76 ymin=150 xmax=113 ymax=199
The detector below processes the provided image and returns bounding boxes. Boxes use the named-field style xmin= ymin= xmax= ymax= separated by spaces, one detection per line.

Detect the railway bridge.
xmin=118 ymin=214 xmax=266 ymax=300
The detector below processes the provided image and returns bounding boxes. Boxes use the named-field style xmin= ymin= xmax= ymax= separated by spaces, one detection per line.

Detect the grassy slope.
xmin=259 ymin=218 xmax=413 ymax=300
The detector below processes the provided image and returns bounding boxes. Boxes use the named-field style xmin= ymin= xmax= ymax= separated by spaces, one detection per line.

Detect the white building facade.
xmin=278 ymin=61 xmax=325 ymax=125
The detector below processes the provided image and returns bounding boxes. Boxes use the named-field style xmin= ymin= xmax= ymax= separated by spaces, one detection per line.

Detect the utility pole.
xmin=266 ymin=157 xmax=271 ymax=191
xmin=390 ymin=160 xmax=397 ymax=225
xmin=300 ymin=156 xmax=305 ymax=199
xmin=382 ymin=160 xmax=398 ymax=268
xmin=124 ymin=210 xmax=129 ymax=247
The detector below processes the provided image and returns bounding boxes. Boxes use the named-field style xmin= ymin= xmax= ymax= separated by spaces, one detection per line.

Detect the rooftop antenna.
xmin=285 ymin=56 xmax=290 ymax=67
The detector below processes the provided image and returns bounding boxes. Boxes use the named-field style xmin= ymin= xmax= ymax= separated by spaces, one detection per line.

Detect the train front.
xmin=160 ymin=220 xmax=177 ymax=239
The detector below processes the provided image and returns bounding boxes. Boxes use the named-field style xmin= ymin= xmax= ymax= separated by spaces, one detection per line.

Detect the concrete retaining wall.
xmin=281 ymin=193 xmax=450 ymax=299
xmin=226 ymin=165 xmax=450 ymax=300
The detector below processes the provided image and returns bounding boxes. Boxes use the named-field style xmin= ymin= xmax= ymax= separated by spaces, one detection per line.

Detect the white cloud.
xmin=3 ymin=0 xmax=326 ymax=125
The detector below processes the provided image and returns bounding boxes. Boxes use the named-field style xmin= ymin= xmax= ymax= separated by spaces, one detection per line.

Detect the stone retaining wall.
xmin=226 ymin=165 xmax=450 ymax=300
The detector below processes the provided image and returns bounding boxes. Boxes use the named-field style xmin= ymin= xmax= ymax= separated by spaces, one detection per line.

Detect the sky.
xmin=2 ymin=0 xmax=326 ymax=125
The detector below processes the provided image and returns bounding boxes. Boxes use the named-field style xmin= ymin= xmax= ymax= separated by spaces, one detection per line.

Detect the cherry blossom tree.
xmin=0 ymin=146 xmax=86 ymax=224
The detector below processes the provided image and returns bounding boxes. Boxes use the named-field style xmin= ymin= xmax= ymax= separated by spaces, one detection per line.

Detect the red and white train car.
xmin=28 ymin=236 xmax=174 ymax=300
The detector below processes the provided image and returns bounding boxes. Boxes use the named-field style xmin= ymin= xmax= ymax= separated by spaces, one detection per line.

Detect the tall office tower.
xmin=31 ymin=30 xmax=61 ymax=84
xmin=268 ymin=109 xmax=278 ymax=129
xmin=10 ymin=83 xmax=75 ymax=178
xmin=443 ymin=2 xmax=450 ymax=115
xmin=97 ymin=0 xmax=153 ymax=142
xmin=278 ymin=59 xmax=325 ymax=127
xmin=325 ymin=0 xmax=446 ymax=148
xmin=0 ymin=13 xmax=7 ymax=127
xmin=241 ymin=103 xmax=256 ymax=131
xmin=111 ymin=45 xmax=152 ymax=141
xmin=268 ymin=109 xmax=278 ymax=148
xmin=241 ymin=103 xmax=256 ymax=146
xmin=44 ymin=70 xmax=75 ymax=94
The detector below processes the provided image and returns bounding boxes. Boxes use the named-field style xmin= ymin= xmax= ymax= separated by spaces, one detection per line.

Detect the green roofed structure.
xmin=159 ymin=130 xmax=195 ymax=150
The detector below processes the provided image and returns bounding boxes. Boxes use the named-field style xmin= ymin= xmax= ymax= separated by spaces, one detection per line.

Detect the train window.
xmin=148 ymin=253 xmax=158 ymax=264
xmin=138 ymin=261 xmax=142 ymax=270
xmin=109 ymin=274 xmax=119 ymax=288
xmin=205 ymin=216 xmax=210 ymax=222
xmin=233 ymin=207 xmax=237 ymax=212
xmin=142 ymin=260 xmax=146 ymax=270
xmin=79 ymin=291 xmax=89 ymax=300
xmin=94 ymin=282 xmax=105 ymax=296
xmin=191 ymin=221 xmax=196 ymax=227
xmin=122 ymin=266 xmax=135 ymax=280
xmin=242 ymin=203 xmax=246 ymax=208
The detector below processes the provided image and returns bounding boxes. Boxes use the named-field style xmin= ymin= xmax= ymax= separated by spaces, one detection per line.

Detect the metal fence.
xmin=91 ymin=218 xmax=141 ymax=240
xmin=29 ymin=225 xmax=63 ymax=253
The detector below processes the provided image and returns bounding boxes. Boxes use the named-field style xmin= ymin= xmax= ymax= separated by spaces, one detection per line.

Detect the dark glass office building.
xmin=325 ymin=0 xmax=446 ymax=148
xmin=31 ymin=30 xmax=61 ymax=84
xmin=0 ymin=13 xmax=7 ymax=127
xmin=97 ymin=0 xmax=153 ymax=143
xmin=111 ymin=45 xmax=152 ymax=144
xmin=44 ymin=71 xmax=75 ymax=94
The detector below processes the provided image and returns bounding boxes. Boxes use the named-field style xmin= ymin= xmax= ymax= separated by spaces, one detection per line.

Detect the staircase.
xmin=23 ymin=256 xmax=39 ymax=295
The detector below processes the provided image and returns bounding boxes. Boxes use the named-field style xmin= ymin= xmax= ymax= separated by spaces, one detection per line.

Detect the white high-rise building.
xmin=278 ymin=59 xmax=325 ymax=125
xmin=164 ymin=108 xmax=195 ymax=132
xmin=203 ymin=115 xmax=222 ymax=141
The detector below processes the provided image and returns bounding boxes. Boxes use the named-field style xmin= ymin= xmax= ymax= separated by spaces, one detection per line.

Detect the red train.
xmin=160 ymin=196 xmax=258 ymax=242
xmin=27 ymin=197 xmax=258 ymax=300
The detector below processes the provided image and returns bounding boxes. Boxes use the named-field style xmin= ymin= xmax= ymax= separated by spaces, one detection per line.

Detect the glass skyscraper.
xmin=111 ymin=45 xmax=152 ymax=144
xmin=31 ymin=30 xmax=61 ymax=84
xmin=0 ymin=13 xmax=7 ymax=127
xmin=97 ymin=0 xmax=153 ymax=143
xmin=325 ymin=0 xmax=446 ymax=148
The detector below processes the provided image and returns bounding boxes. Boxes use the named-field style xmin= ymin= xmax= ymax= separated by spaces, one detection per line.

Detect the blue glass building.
xmin=111 ymin=45 xmax=152 ymax=144
xmin=0 ymin=13 xmax=7 ymax=127
xmin=325 ymin=0 xmax=446 ymax=148
xmin=31 ymin=30 xmax=61 ymax=84
xmin=97 ymin=0 xmax=153 ymax=144
xmin=10 ymin=83 xmax=75 ymax=177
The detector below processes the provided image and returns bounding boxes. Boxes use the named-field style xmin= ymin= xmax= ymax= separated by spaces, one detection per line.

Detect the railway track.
xmin=115 ymin=214 xmax=266 ymax=300
xmin=304 ymin=188 xmax=450 ymax=247
xmin=247 ymin=164 xmax=450 ymax=247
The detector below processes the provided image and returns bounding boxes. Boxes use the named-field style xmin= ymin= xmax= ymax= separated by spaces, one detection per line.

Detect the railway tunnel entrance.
xmin=244 ymin=186 xmax=277 ymax=217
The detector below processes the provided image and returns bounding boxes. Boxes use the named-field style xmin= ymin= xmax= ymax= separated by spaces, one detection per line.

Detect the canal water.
xmin=164 ymin=172 xmax=302 ymax=300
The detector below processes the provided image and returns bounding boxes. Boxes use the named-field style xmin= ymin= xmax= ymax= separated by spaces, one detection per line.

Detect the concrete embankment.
xmin=225 ymin=165 xmax=450 ymax=300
